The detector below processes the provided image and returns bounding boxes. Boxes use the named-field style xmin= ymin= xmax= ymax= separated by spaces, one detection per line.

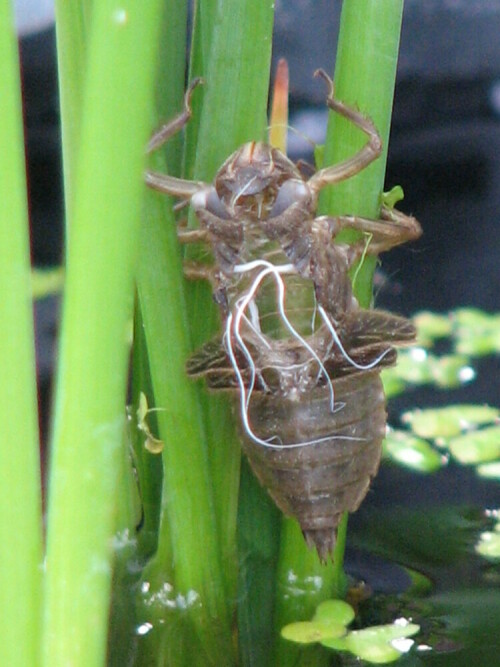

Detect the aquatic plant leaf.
xmin=447 ymin=426 xmax=500 ymax=464
xmin=477 ymin=461 xmax=500 ymax=479
xmin=280 ymin=619 xmax=345 ymax=643
xmin=389 ymin=348 xmax=433 ymax=385
xmin=383 ymin=430 xmax=444 ymax=473
xmin=413 ymin=311 xmax=452 ymax=344
xmin=402 ymin=405 xmax=499 ymax=439
xmin=475 ymin=525 xmax=500 ymax=560
xmin=453 ymin=308 xmax=500 ymax=356
xmin=430 ymin=355 xmax=474 ymax=388
xmin=282 ymin=597 xmax=419 ymax=664
xmin=313 ymin=599 xmax=355 ymax=625
xmin=322 ymin=621 xmax=419 ymax=664
xmin=381 ymin=369 xmax=407 ymax=398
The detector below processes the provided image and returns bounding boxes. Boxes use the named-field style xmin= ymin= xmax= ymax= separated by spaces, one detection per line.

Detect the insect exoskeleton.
xmin=146 ymin=68 xmax=422 ymax=560
xmin=241 ymin=371 xmax=386 ymax=562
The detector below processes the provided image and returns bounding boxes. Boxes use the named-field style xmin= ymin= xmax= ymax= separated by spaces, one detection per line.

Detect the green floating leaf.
xmin=322 ymin=621 xmax=420 ymax=664
xmin=381 ymin=369 xmax=407 ymax=398
xmin=282 ymin=597 xmax=420 ymax=664
xmin=313 ymin=599 xmax=355 ymax=626
xmin=402 ymin=405 xmax=500 ymax=439
xmin=453 ymin=308 xmax=500 ymax=356
xmin=447 ymin=426 xmax=500 ymax=464
xmin=477 ymin=461 xmax=500 ymax=479
xmin=385 ymin=348 xmax=433 ymax=386
xmin=476 ymin=528 xmax=500 ymax=561
xmin=430 ymin=355 xmax=475 ymax=388
xmin=383 ymin=345 xmax=473 ymax=394
xmin=281 ymin=599 xmax=354 ymax=644
xmin=413 ymin=311 xmax=452 ymax=344
xmin=383 ymin=429 xmax=444 ymax=473
xmin=280 ymin=619 xmax=345 ymax=644
xmin=345 ymin=641 xmax=401 ymax=664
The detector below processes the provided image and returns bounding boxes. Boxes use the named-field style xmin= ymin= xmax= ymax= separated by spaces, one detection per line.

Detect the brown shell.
xmin=239 ymin=371 xmax=386 ymax=562
xmin=146 ymin=73 xmax=422 ymax=563
xmin=187 ymin=307 xmax=417 ymax=561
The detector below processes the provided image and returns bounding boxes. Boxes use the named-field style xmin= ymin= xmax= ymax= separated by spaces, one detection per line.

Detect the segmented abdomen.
xmin=240 ymin=370 xmax=386 ymax=562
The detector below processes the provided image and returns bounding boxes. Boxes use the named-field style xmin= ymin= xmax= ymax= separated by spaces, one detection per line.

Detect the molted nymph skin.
xmin=146 ymin=72 xmax=422 ymax=560
xmin=241 ymin=372 xmax=386 ymax=561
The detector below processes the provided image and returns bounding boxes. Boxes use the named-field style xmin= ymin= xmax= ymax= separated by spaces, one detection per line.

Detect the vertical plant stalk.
xmin=53 ymin=0 xmax=89 ymax=226
xmin=136 ymin=2 xmax=275 ymax=666
xmin=131 ymin=0 xmax=188 ymax=564
xmin=321 ymin=0 xmax=405 ymax=559
xmin=43 ymin=2 xmax=163 ymax=666
xmin=0 ymin=3 xmax=42 ymax=666
xmin=274 ymin=2 xmax=405 ymax=666
xmin=321 ymin=0 xmax=405 ymax=308
xmin=188 ymin=3 xmax=278 ymax=663
xmin=187 ymin=0 xmax=276 ymax=610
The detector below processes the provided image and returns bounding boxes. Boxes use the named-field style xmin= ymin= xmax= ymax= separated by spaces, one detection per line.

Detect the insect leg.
xmin=181 ymin=261 xmax=214 ymax=280
xmin=145 ymin=79 xmax=208 ymax=199
xmin=177 ymin=228 xmax=209 ymax=244
xmin=336 ymin=206 xmax=422 ymax=259
xmin=147 ymin=78 xmax=202 ymax=154
xmin=307 ymin=70 xmax=382 ymax=195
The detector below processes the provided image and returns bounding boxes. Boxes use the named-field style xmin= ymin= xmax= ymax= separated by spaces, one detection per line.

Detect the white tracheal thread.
xmin=225 ymin=259 xmax=374 ymax=450
xmin=229 ymin=259 xmax=335 ymax=410
xmin=317 ymin=304 xmax=392 ymax=370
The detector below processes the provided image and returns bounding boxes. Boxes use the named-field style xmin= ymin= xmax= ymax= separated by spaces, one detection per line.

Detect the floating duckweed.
xmin=282 ymin=599 xmax=419 ymax=664
xmin=413 ymin=311 xmax=452 ymax=344
xmin=401 ymin=405 xmax=499 ymax=439
xmin=313 ymin=599 xmax=355 ymax=625
xmin=431 ymin=355 xmax=474 ymax=388
xmin=381 ymin=370 xmax=407 ymax=399
xmin=280 ymin=619 xmax=345 ymax=643
xmin=477 ymin=461 xmax=500 ymax=479
xmin=475 ymin=522 xmax=500 ymax=561
xmin=447 ymin=426 xmax=500 ymax=464
xmin=395 ymin=348 xmax=433 ymax=384
xmin=453 ymin=308 xmax=500 ymax=356
xmin=328 ymin=622 xmax=420 ymax=664
xmin=383 ymin=430 xmax=444 ymax=473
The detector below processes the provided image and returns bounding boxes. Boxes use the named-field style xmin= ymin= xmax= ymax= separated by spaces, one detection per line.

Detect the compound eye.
xmin=269 ymin=179 xmax=309 ymax=218
xmin=192 ymin=186 xmax=230 ymax=219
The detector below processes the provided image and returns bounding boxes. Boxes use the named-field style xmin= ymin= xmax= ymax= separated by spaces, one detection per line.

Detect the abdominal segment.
xmin=239 ymin=371 xmax=386 ymax=562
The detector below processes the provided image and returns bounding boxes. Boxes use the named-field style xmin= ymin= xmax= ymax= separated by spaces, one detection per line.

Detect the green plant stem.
xmin=53 ymin=0 xmax=89 ymax=224
xmin=322 ymin=0 xmax=405 ymax=582
xmin=0 ymin=3 xmax=42 ymax=666
xmin=136 ymin=3 xmax=275 ymax=665
xmin=42 ymin=2 xmax=163 ymax=666
xmin=320 ymin=0 xmax=404 ymax=308
xmin=135 ymin=184 xmax=235 ymax=666
xmin=154 ymin=0 xmax=188 ymax=177
xmin=274 ymin=2 xmax=404 ymax=664
xmin=130 ymin=0 xmax=188 ymax=566
xmin=273 ymin=520 xmax=333 ymax=667
xmin=331 ymin=513 xmax=349 ymax=598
